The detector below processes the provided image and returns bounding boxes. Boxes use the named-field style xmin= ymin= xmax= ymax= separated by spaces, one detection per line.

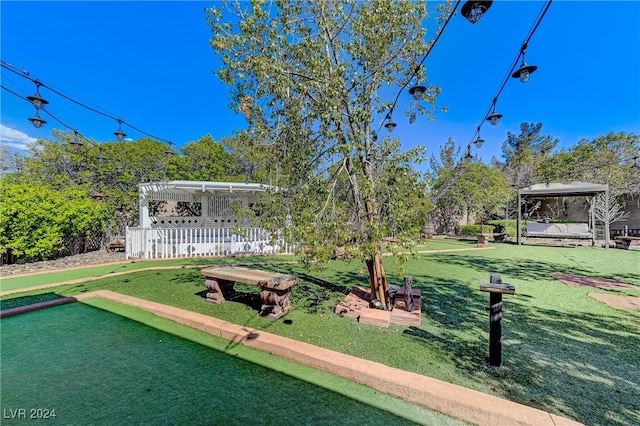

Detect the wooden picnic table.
xmin=614 ymin=236 xmax=640 ymax=250
xmin=476 ymin=233 xmax=505 ymax=248
xmin=107 ymin=236 xmax=125 ymax=252
xmin=201 ymin=266 xmax=298 ymax=320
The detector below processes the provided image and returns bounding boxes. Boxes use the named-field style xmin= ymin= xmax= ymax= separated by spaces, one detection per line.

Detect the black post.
xmin=489 ymin=291 xmax=503 ymax=366
xmin=478 ymin=273 xmax=517 ymax=367
xmin=403 ymin=276 xmax=414 ymax=312
xmin=488 ymin=273 xmax=503 ymax=366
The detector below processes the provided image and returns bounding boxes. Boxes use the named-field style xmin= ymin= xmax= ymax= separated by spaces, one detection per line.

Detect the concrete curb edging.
xmin=1 ymin=291 xmax=582 ymax=426
xmin=0 ymin=296 xmax=78 ymax=318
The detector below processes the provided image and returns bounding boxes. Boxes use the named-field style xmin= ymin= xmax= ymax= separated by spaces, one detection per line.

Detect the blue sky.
xmin=1 ymin=1 xmax=639 ymax=168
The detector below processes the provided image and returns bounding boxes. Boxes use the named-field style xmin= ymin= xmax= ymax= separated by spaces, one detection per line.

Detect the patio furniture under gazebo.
xmin=517 ymin=182 xmax=609 ymax=248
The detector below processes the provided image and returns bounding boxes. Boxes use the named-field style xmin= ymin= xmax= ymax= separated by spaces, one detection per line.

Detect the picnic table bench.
xmin=107 ymin=236 xmax=125 ymax=252
xmin=476 ymin=233 xmax=506 ymax=248
xmin=614 ymin=236 xmax=640 ymax=250
xmin=201 ymin=266 xmax=298 ymax=320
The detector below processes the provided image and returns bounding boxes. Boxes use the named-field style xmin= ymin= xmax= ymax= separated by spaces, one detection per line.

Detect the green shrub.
xmin=0 ymin=182 xmax=111 ymax=261
xmin=488 ymin=220 xmax=522 ymax=237
xmin=460 ymin=224 xmax=495 ymax=235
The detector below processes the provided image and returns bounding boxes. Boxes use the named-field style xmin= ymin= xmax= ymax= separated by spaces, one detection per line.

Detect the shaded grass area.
xmin=383 ymin=238 xmax=478 ymax=254
xmin=0 ymin=239 xmax=472 ymax=293
xmin=2 ymin=243 xmax=639 ymax=425
xmin=1 ymin=300 xmax=466 ymax=426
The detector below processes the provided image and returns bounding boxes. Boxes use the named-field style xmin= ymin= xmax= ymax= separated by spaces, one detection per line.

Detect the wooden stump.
xmin=403 ymin=276 xmax=414 ymax=312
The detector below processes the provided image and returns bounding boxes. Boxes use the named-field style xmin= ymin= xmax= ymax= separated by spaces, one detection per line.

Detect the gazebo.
xmin=517 ymin=182 xmax=609 ymax=248
xmin=126 ymin=181 xmax=292 ymax=259
xmin=138 ymin=180 xmax=266 ymax=229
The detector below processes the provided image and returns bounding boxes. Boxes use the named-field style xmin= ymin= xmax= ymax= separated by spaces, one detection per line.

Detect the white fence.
xmin=126 ymin=227 xmax=293 ymax=260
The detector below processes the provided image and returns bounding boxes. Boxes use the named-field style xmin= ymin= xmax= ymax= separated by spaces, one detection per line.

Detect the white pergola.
xmin=517 ymin=182 xmax=609 ymax=248
xmin=138 ymin=180 xmax=268 ymax=229
xmin=127 ymin=181 xmax=292 ymax=259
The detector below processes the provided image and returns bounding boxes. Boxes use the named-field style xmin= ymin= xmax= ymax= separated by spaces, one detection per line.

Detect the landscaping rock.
xmin=0 ymin=250 xmax=126 ymax=276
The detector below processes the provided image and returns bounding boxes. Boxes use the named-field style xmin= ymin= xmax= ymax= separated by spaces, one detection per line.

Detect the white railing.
xmin=126 ymin=227 xmax=293 ymax=259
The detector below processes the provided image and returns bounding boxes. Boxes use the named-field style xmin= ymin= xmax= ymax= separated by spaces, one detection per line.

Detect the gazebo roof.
xmin=139 ymin=181 xmax=268 ymax=195
xmin=519 ymin=182 xmax=608 ymax=197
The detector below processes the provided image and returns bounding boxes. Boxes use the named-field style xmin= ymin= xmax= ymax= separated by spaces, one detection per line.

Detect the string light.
xmin=26 ymin=80 xmax=48 ymax=109
xmin=473 ymin=127 xmax=485 ymax=148
xmin=461 ymin=1 xmax=493 ymax=24
xmin=466 ymin=0 xmax=552 ymax=157
xmin=486 ymin=98 xmax=503 ymax=126
xmin=384 ymin=114 xmax=397 ymax=132
xmin=3 ymin=84 xmax=178 ymax=161
xmin=379 ymin=1 xmax=462 ymax=134
xmin=511 ymin=45 xmax=538 ymax=83
xmin=113 ymin=118 xmax=127 ymax=141
xmin=28 ymin=110 xmax=47 ymax=128
xmin=70 ymin=130 xmax=84 ymax=150
xmin=463 ymin=145 xmax=473 ymax=161
xmin=408 ymin=84 xmax=427 ymax=101
xmin=3 ymin=83 xmax=103 ymax=150
xmin=1 ymin=60 xmax=174 ymax=147
xmin=427 ymin=0 xmax=553 ymax=202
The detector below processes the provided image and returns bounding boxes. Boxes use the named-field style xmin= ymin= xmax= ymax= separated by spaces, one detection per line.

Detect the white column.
xmin=604 ymin=188 xmax=610 ymax=250
xmin=139 ymin=184 xmax=151 ymax=229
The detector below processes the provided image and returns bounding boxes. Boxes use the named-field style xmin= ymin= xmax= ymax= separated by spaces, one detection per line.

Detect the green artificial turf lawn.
xmin=0 ymin=238 xmax=473 ymax=293
xmin=0 ymin=300 xmax=467 ymax=426
xmin=2 ymin=242 xmax=639 ymax=425
xmin=0 ymin=256 xmax=295 ymax=292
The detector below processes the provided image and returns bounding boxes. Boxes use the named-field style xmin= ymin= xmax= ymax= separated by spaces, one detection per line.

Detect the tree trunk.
xmin=366 ymin=253 xmax=390 ymax=309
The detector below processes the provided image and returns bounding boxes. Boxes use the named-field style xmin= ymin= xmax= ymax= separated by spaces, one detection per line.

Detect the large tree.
xmin=427 ymin=137 xmax=462 ymax=233
xmin=497 ymin=122 xmax=558 ymax=189
xmin=11 ymin=131 xmax=252 ymax=235
xmin=538 ymin=131 xmax=639 ymax=196
xmin=454 ymin=162 xmax=509 ymax=226
xmin=173 ymin=134 xmax=246 ymax=181
xmin=207 ymin=0 xmax=447 ymax=308
xmin=538 ymin=131 xmax=640 ymax=229
xmin=428 ymin=138 xmax=508 ymax=232
xmin=14 ymin=131 xmax=179 ymax=233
